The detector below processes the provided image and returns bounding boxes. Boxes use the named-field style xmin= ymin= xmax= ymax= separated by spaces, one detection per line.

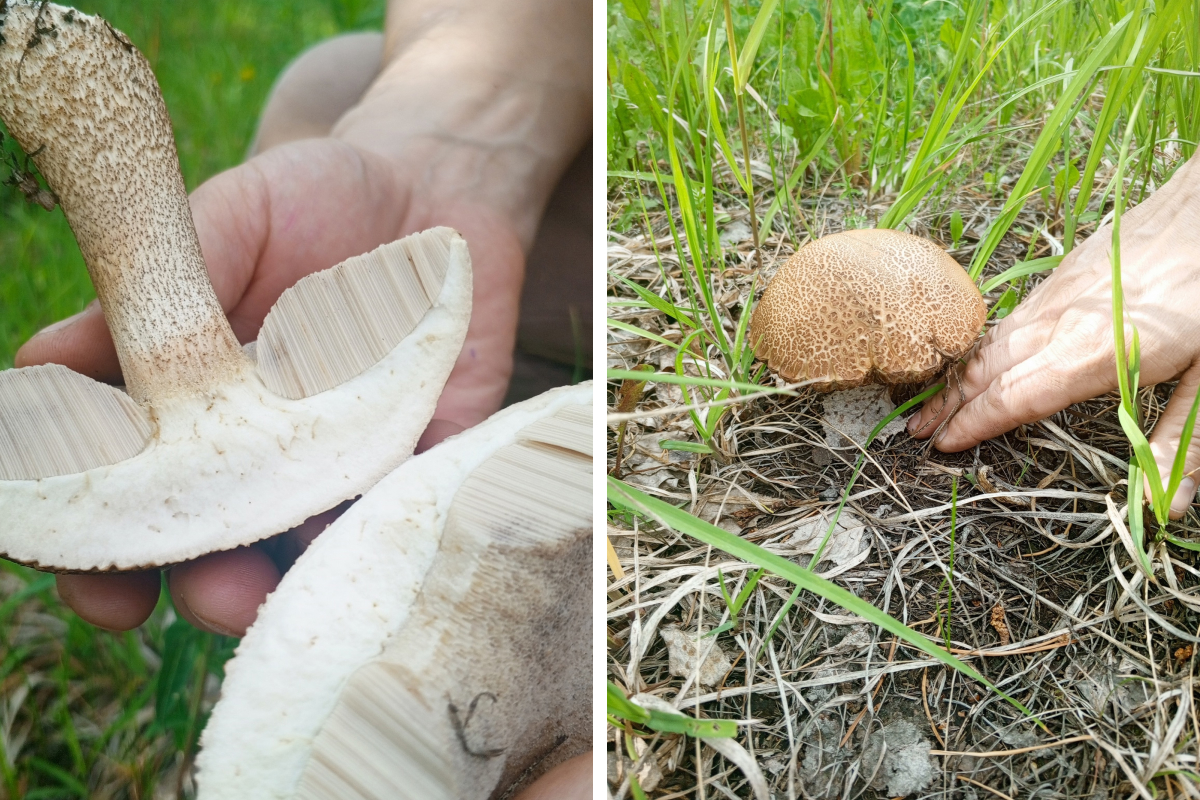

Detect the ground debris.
xmin=607 ymin=740 xmax=663 ymax=793
xmin=821 ymin=385 xmax=906 ymax=448
xmin=659 ymin=625 xmax=733 ymax=687
xmin=607 ymin=130 xmax=1200 ymax=800
xmin=989 ymin=602 xmax=1011 ymax=645
xmin=860 ymin=720 xmax=935 ymax=797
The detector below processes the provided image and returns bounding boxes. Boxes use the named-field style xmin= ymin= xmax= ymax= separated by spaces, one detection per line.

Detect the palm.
xmin=26 ymin=137 xmax=525 ymax=634
xmin=202 ymin=137 xmax=522 ymax=429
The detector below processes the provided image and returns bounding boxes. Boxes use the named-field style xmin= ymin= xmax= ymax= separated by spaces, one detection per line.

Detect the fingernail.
xmin=175 ymin=590 xmax=241 ymax=638
xmin=1171 ymin=477 xmax=1196 ymax=518
xmin=907 ymin=413 xmax=920 ymax=434
xmin=193 ymin=611 xmax=241 ymax=638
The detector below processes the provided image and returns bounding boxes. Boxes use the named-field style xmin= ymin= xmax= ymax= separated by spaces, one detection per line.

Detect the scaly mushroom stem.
xmin=0 ymin=2 xmax=248 ymax=403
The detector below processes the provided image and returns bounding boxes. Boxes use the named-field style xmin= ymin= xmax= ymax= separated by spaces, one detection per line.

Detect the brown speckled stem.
xmin=0 ymin=2 xmax=248 ymax=403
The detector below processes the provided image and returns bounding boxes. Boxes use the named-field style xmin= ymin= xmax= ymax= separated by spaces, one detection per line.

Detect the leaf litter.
xmin=607 ymin=162 xmax=1200 ymax=799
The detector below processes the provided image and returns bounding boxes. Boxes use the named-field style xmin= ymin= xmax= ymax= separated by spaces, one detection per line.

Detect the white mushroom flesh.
xmin=194 ymin=383 xmax=592 ymax=800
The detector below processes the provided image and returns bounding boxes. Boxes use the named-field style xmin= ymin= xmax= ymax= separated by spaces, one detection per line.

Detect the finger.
xmin=261 ymin=501 xmax=354 ymax=574
xmin=512 ymin=753 xmax=591 ymax=800
xmin=933 ymin=329 xmax=1117 ymax=451
xmin=168 ymin=547 xmax=281 ymax=637
xmin=1148 ymin=362 xmax=1200 ymax=519
xmin=56 ymin=570 xmax=161 ymax=631
xmin=206 ymin=142 xmax=413 ymax=341
xmin=14 ymin=300 xmax=122 ymax=381
xmin=910 ymin=230 xmax=1113 ymax=438
xmin=416 ymin=419 xmax=467 ymax=454
xmin=909 ymin=317 xmax=1051 ymax=438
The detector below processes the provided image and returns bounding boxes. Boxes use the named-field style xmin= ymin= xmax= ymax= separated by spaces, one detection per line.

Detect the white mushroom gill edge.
xmin=193 ymin=382 xmax=592 ymax=800
xmin=0 ymin=234 xmax=470 ymax=572
xmin=0 ymin=0 xmax=472 ymax=570
xmin=0 ymin=226 xmax=455 ymax=482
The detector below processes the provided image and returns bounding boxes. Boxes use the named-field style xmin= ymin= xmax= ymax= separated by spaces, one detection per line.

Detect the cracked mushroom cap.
xmin=749 ymin=229 xmax=985 ymax=390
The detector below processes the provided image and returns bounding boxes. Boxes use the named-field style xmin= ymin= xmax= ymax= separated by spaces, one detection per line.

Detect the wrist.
xmin=330 ymin=3 xmax=589 ymax=247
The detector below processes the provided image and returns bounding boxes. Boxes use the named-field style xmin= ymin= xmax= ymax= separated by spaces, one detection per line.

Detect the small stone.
xmin=659 ymin=625 xmax=733 ymax=687
xmin=821 ymin=385 xmax=906 ymax=449
xmin=861 ymin=720 xmax=935 ymax=797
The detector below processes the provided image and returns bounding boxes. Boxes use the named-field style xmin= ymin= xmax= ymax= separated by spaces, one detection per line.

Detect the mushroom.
xmin=0 ymin=2 xmax=471 ymax=570
xmin=194 ymin=382 xmax=592 ymax=800
xmin=749 ymin=228 xmax=985 ymax=444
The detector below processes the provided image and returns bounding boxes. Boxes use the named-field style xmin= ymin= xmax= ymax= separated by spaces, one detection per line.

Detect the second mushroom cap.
xmin=749 ymin=229 xmax=985 ymax=390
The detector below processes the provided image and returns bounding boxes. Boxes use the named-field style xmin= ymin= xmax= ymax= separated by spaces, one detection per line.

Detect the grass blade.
xmin=607 ymin=681 xmax=737 ymax=738
xmin=969 ymin=12 xmax=1133 ymax=279
xmin=607 ymin=318 xmax=684 ymax=350
xmin=1165 ymin=384 xmax=1200 ymax=509
xmin=607 ymin=477 xmax=1038 ymax=720
xmin=735 ymin=0 xmax=779 ymax=92
xmin=606 ymin=369 xmax=796 ymax=396
xmin=759 ymin=113 xmax=836 ymax=236
xmin=612 ymin=274 xmax=698 ymax=330
xmin=979 ymin=255 xmax=1063 ymax=294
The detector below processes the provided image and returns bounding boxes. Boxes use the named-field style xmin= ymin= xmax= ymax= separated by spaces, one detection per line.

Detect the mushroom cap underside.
xmin=749 ymin=228 xmax=986 ymax=389
xmin=193 ymin=383 xmax=593 ymax=800
xmin=0 ymin=234 xmax=471 ymax=572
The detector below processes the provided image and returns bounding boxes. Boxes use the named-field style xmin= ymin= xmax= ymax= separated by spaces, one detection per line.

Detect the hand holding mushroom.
xmin=910 ymin=151 xmax=1200 ymax=518
xmin=4 ymin=0 xmax=589 ymax=634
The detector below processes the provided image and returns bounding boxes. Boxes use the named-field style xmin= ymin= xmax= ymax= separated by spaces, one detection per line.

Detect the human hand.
xmin=512 ymin=753 xmax=591 ymax=800
xmin=909 ymin=153 xmax=1200 ymax=519
xmin=23 ymin=1 xmax=588 ymax=634
xmin=26 ymin=138 xmax=520 ymax=633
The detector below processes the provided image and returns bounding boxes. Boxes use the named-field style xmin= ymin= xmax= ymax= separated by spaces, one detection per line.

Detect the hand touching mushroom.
xmin=909 ymin=151 xmax=1200 ymax=518
xmin=750 ymin=229 xmax=985 ymax=391
xmin=14 ymin=0 xmax=589 ymax=633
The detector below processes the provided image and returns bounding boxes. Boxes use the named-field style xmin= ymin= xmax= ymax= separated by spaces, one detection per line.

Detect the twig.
xmin=922 ymin=667 xmax=947 ymax=749
xmin=930 ymin=733 xmax=1095 ymax=757
xmin=958 ymin=774 xmax=1016 ymax=800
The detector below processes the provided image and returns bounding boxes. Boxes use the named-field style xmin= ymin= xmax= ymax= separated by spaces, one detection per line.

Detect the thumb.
xmin=1149 ymin=362 xmax=1200 ymax=520
xmin=14 ymin=299 xmax=122 ymax=382
xmin=13 ymin=159 xmax=265 ymax=383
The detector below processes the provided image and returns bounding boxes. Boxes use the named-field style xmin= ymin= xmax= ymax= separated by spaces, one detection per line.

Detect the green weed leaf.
xmin=660 ymin=439 xmax=715 ymax=453
xmin=607 ymin=682 xmax=738 ymax=738
xmin=620 ymin=0 xmax=651 ymax=24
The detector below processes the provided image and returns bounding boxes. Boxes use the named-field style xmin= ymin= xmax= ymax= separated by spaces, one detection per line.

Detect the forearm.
xmin=331 ymin=0 xmax=590 ymax=248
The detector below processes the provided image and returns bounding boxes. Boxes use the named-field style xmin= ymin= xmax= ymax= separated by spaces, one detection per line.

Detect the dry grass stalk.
xmin=608 ymin=142 xmax=1200 ymax=797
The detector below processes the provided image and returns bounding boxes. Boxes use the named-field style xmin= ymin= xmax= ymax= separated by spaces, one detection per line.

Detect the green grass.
xmin=607 ymin=0 xmax=1200 ymax=761
xmin=607 ymin=0 xmax=1200 ymax=532
xmin=0 ymin=2 xmax=384 ymax=797
xmin=1 ymin=0 xmax=385 ymax=369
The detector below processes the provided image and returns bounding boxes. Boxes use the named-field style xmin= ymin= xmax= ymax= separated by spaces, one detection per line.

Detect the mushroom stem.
xmin=0 ymin=2 xmax=247 ymax=403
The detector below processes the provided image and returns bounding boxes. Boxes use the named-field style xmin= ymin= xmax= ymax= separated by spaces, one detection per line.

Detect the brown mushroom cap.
xmin=749 ymin=229 xmax=986 ymax=390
